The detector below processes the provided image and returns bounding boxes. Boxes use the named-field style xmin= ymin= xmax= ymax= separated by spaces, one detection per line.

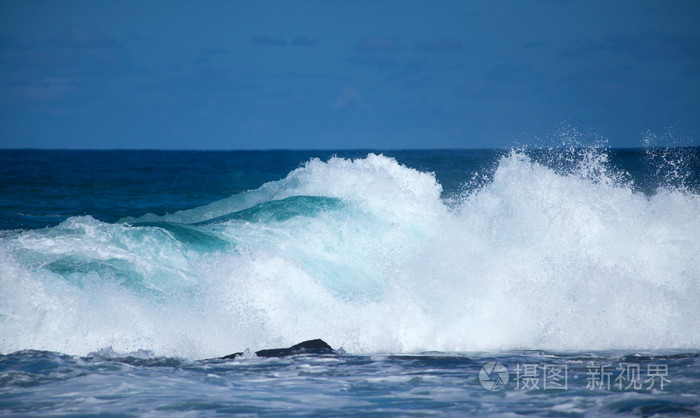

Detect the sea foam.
xmin=1 ymin=151 xmax=698 ymax=358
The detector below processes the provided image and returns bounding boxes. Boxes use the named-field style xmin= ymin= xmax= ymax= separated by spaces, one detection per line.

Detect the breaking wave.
xmin=1 ymin=150 xmax=699 ymax=358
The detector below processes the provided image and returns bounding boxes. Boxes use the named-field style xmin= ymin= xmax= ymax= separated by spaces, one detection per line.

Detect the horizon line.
xmin=1 ymin=145 xmax=693 ymax=152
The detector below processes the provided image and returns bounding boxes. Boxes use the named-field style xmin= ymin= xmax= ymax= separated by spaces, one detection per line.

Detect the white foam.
xmin=1 ymin=152 xmax=699 ymax=357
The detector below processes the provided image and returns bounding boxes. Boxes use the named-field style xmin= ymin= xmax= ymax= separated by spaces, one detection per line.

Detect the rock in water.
xmin=219 ymin=339 xmax=334 ymax=359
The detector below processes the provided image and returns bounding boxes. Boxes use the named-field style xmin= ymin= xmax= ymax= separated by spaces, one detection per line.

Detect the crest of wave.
xmin=1 ymin=151 xmax=698 ymax=357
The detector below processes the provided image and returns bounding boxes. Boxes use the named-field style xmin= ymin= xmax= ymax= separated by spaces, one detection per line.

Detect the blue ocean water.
xmin=1 ymin=147 xmax=699 ymax=416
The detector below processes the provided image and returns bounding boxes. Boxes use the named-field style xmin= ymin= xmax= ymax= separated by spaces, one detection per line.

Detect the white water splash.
xmin=1 ymin=151 xmax=699 ymax=357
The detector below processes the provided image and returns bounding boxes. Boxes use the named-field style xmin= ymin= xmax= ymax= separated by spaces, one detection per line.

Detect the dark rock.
xmin=219 ymin=339 xmax=334 ymax=359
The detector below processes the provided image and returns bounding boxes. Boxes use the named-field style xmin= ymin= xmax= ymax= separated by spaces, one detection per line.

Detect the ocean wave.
xmin=1 ymin=150 xmax=699 ymax=358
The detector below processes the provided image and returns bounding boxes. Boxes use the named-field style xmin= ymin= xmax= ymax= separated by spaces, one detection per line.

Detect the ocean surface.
xmin=1 ymin=147 xmax=699 ymax=416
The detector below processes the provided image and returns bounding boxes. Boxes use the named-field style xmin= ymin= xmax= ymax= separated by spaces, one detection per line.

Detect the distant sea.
xmin=1 ymin=148 xmax=699 ymax=416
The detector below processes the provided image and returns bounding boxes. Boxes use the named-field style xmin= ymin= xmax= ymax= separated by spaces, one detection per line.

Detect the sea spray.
xmin=1 ymin=150 xmax=699 ymax=358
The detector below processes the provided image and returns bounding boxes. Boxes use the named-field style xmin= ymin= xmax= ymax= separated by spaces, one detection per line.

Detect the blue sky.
xmin=1 ymin=0 xmax=698 ymax=149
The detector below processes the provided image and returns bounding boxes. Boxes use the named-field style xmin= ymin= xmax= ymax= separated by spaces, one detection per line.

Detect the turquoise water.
xmin=1 ymin=148 xmax=699 ymax=415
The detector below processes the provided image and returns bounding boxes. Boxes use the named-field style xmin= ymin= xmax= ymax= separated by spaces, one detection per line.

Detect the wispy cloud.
xmin=563 ymin=31 xmax=700 ymax=61
xmin=291 ymin=36 xmax=318 ymax=46
xmin=330 ymin=87 xmax=362 ymax=109
xmin=414 ymin=38 xmax=463 ymax=52
xmin=250 ymin=35 xmax=286 ymax=47
xmin=47 ymin=25 xmax=118 ymax=49
xmin=1 ymin=26 xmax=140 ymax=104
xmin=348 ymin=55 xmax=400 ymax=71
xmin=482 ymin=64 xmax=535 ymax=82
xmin=353 ymin=35 xmax=400 ymax=53
xmin=194 ymin=48 xmax=229 ymax=64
